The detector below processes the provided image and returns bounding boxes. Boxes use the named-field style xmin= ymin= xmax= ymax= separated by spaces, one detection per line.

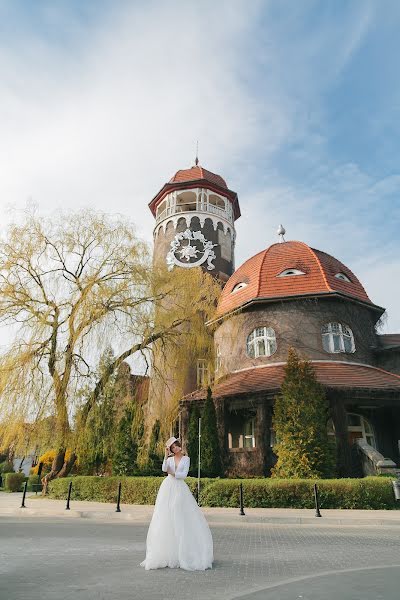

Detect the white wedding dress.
xmin=140 ymin=455 xmax=213 ymax=571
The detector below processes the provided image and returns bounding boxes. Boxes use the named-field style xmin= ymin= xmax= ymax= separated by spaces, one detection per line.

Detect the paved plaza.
xmin=1 ymin=506 xmax=400 ymax=600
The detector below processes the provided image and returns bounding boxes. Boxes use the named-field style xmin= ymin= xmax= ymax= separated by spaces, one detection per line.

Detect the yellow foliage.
xmin=31 ymin=449 xmax=72 ymax=474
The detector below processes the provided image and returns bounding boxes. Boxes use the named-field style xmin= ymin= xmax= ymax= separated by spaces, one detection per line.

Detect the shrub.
xmin=28 ymin=474 xmax=41 ymax=491
xmin=0 ymin=461 xmax=15 ymax=474
xmin=272 ymin=348 xmax=335 ymax=478
xmin=4 ymin=472 xmax=25 ymax=492
xmin=47 ymin=475 xmax=398 ymax=509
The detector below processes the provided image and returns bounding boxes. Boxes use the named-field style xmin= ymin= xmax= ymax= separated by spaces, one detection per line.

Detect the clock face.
xmin=166 ymin=229 xmax=217 ymax=271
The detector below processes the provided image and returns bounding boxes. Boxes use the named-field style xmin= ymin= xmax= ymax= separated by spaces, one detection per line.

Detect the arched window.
xmin=247 ymin=327 xmax=277 ymax=358
xmin=347 ymin=413 xmax=376 ymax=448
xmin=321 ymin=322 xmax=355 ymax=353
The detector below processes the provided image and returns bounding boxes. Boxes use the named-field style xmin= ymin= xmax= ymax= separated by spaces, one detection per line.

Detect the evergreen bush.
xmin=4 ymin=472 xmax=25 ymax=492
xmin=200 ymin=387 xmax=222 ymax=477
xmin=187 ymin=403 xmax=201 ymax=476
xmin=112 ymin=402 xmax=138 ymax=476
xmin=272 ymin=348 xmax=336 ymax=479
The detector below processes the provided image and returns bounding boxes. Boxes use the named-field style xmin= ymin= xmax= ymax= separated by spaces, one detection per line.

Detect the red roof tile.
xmin=186 ymin=362 xmax=400 ymax=400
xmin=378 ymin=334 xmax=400 ymax=349
xmin=217 ymin=241 xmax=375 ymax=317
xmin=169 ymin=165 xmax=227 ymax=188
xmin=148 ymin=164 xmax=240 ymax=220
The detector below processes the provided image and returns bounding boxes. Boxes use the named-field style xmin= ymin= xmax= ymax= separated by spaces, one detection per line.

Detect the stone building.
xmin=148 ymin=162 xmax=400 ymax=477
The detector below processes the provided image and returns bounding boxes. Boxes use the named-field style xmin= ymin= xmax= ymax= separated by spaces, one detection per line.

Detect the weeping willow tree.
xmin=0 ymin=209 xmax=219 ymax=492
xmin=142 ymin=263 xmax=221 ymax=464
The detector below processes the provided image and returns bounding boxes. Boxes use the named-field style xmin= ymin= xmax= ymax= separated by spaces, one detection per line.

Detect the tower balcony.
xmin=155 ymin=188 xmax=234 ymax=226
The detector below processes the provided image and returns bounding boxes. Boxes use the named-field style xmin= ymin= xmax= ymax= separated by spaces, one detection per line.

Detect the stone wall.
xmin=214 ymin=297 xmax=380 ymax=379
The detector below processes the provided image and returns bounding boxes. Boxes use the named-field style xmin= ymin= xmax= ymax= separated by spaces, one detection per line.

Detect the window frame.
xmin=196 ymin=358 xmax=210 ymax=388
xmin=321 ymin=322 xmax=355 ymax=354
xmin=277 ymin=268 xmax=306 ymax=277
xmin=246 ymin=326 xmax=277 ymax=358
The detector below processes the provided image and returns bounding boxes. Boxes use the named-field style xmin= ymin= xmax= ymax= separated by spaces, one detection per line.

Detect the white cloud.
xmin=0 ymin=0 xmax=399 ymax=336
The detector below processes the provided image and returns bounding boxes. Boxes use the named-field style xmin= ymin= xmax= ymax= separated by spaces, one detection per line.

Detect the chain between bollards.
xmin=239 ymin=482 xmax=245 ymax=516
xmin=66 ymin=481 xmax=73 ymax=510
xmin=116 ymin=481 xmax=122 ymax=512
xmin=313 ymin=483 xmax=322 ymax=517
xmin=20 ymin=481 xmax=28 ymax=508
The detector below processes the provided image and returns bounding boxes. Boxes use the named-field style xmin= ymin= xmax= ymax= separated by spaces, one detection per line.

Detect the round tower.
xmin=149 ymin=162 xmax=240 ymax=282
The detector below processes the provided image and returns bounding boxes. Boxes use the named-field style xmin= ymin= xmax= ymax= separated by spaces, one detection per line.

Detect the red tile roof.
xmin=148 ymin=164 xmax=240 ymax=220
xmin=378 ymin=334 xmax=400 ymax=349
xmin=186 ymin=362 xmax=400 ymax=400
xmin=169 ymin=165 xmax=227 ymax=189
xmin=217 ymin=241 xmax=375 ymax=317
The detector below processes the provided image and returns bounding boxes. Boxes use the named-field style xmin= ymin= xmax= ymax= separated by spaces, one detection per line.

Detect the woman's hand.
xmin=164 ymin=446 xmax=170 ymax=458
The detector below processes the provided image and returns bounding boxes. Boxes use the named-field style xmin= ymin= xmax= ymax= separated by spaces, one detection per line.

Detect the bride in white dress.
xmin=140 ymin=436 xmax=213 ymax=571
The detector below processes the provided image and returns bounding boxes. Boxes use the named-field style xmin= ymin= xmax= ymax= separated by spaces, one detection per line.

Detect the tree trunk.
xmin=57 ymin=452 xmax=77 ymax=478
xmin=41 ymin=448 xmax=66 ymax=495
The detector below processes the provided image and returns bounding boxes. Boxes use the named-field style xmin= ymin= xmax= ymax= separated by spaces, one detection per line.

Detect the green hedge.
xmin=4 ymin=472 xmax=26 ymax=492
xmin=47 ymin=475 xmax=399 ymax=509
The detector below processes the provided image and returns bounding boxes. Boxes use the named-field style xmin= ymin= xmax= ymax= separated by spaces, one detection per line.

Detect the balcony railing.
xmin=156 ymin=201 xmax=232 ymax=225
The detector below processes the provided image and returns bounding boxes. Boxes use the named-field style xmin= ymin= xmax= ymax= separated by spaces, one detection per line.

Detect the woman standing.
xmin=140 ymin=436 xmax=213 ymax=571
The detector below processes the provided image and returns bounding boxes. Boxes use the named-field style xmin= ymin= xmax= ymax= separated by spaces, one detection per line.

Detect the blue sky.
xmin=1 ymin=0 xmax=399 ymax=330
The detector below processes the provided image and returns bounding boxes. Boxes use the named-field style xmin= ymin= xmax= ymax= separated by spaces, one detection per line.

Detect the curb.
xmin=2 ymin=508 xmax=400 ymax=527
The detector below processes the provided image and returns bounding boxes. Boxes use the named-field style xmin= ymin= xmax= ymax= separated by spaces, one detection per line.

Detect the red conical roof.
xmin=169 ymin=165 xmax=227 ymax=189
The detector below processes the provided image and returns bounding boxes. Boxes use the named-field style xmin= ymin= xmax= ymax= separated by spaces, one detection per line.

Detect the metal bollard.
xmin=20 ymin=481 xmax=28 ymax=508
xmin=313 ymin=483 xmax=322 ymax=517
xmin=239 ymin=482 xmax=245 ymax=516
xmin=392 ymin=479 xmax=400 ymax=501
xmin=116 ymin=482 xmax=122 ymax=513
xmin=66 ymin=481 xmax=73 ymax=510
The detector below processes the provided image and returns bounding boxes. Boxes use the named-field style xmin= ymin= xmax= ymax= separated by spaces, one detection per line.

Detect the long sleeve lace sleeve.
xmin=175 ymin=456 xmax=190 ymax=479
xmin=162 ymin=457 xmax=168 ymax=472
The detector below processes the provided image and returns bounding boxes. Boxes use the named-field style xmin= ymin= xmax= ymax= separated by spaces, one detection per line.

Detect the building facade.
xmin=148 ymin=163 xmax=400 ymax=477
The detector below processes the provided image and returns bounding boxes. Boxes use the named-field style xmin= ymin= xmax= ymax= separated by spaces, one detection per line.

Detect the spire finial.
xmin=277 ymin=224 xmax=286 ymax=243
xmin=195 ymin=140 xmax=199 ymax=166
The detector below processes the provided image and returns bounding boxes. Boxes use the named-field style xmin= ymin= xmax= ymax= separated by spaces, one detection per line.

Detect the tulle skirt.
xmin=140 ymin=474 xmax=213 ymax=571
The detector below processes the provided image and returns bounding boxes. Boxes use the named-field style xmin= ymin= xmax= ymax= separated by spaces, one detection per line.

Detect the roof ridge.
xmin=257 ymin=244 xmax=275 ymax=297
xmin=306 ymin=243 xmax=334 ymax=293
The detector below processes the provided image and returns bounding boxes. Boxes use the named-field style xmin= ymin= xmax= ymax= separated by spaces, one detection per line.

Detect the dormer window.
xmin=335 ymin=272 xmax=351 ymax=283
xmin=231 ymin=282 xmax=248 ymax=293
xmin=277 ymin=268 xmax=305 ymax=277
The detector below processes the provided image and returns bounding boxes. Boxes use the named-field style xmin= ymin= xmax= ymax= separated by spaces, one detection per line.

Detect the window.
xmin=196 ymin=359 xmax=209 ymax=388
xmin=277 ymin=268 xmax=305 ymax=277
xmin=335 ymin=272 xmax=351 ymax=282
xmin=227 ymin=409 xmax=256 ymax=449
xmin=347 ymin=413 xmax=376 ymax=448
xmin=321 ymin=322 xmax=355 ymax=353
xmin=231 ymin=281 xmax=248 ymax=293
xmin=247 ymin=327 xmax=277 ymax=358
xmin=215 ymin=345 xmax=222 ymax=372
